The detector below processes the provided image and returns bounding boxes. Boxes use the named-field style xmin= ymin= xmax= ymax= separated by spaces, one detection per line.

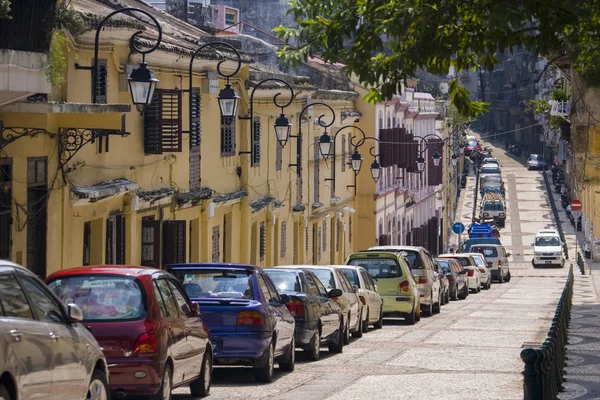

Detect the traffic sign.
xmin=452 ymin=222 xmax=465 ymax=234
xmin=571 ymin=200 xmax=582 ymax=211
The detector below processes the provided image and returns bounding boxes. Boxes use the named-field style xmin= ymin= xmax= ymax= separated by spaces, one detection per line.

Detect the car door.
xmin=336 ymin=270 xmax=359 ymax=329
xmin=360 ymin=269 xmax=380 ymax=321
xmin=423 ymin=253 xmax=440 ymax=303
xmin=154 ymin=278 xmax=187 ymax=385
xmin=17 ymin=273 xmax=89 ymax=400
xmin=263 ymin=274 xmax=294 ymax=349
xmin=166 ymin=279 xmax=207 ymax=383
xmin=0 ymin=271 xmax=53 ymax=399
xmin=304 ymin=272 xmax=336 ymax=338
xmin=256 ymin=274 xmax=285 ymax=354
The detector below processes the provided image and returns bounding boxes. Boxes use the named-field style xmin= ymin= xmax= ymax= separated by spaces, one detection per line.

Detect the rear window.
xmin=483 ymin=202 xmax=504 ymax=211
xmin=308 ymin=269 xmax=336 ymax=290
xmin=264 ymin=270 xmax=301 ymax=292
xmin=47 ymin=275 xmax=145 ymax=322
xmin=472 ymin=247 xmax=498 ymax=257
xmin=341 ymin=269 xmax=359 ymax=286
xmin=170 ymin=269 xmax=254 ymax=299
xmin=470 ymin=255 xmax=486 ymax=267
xmin=347 ymin=258 xmax=403 ymax=278
xmin=535 ymin=236 xmax=561 ymax=246
xmin=445 ymin=257 xmax=471 ymax=267
xmin=481 ymin=167 xmax=500 ymax=174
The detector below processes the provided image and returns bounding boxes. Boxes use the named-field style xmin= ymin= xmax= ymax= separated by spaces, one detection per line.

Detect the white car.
xmin=438 ymin=254 xmax=481 ymax=293
xmin=470 ymin=244 xmax=512 ymax=282
xmin=531 ymin=229 xmax=565 ymax=267
xmin=467 ymin=253 xmax=492 ymax=290
xmin=482 ymin=157 xmax=501 ymax=168
xmin=527 ymin=154 xmax=548 ymax=170
xmin=340 ymin=265 xmax=384 ymax=331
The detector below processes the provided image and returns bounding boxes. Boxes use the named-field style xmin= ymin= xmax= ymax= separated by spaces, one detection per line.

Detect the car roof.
xmin=536 ymin=229 xmax=559 ymax=235
xmin=470 ymin=244 xmax=503 ymax=248
xmin=367 ymin=245 xmax=425 ymax=252
xmin=439 ymin=253 xmax=472 ymax=258
xmin=46 ymin=265 xmax=160 ymax=281
xmin=166 ymin=263 xmax=260 ymax=272
xmin=264 ymin=268 xmax=303 ymax=274
xmin=0 ymin=261 xmax=36 ymax=275
xmin=276 ymin=265 xmax=340 ymax=271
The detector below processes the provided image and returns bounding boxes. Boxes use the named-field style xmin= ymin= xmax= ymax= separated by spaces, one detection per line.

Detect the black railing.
xmin=543 ymin=171 xmax=569 ymax=259
xmin=577 ymin=252 xmax=585 ymax=275
xmin=472 ymin=162 xmax=480 ymax=221
xmin=521 ymin=264 xmax=573 ymax=399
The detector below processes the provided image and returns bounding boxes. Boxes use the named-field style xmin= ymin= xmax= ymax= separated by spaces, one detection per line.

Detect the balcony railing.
xmin=550 ymin=99 xmax=571 ymax=117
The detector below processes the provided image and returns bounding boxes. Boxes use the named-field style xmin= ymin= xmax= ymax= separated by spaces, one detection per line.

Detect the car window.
xmin=167 ymin=280 xmax=192 ymax=318
xmin=535 ymin=236 xmax=561 ymax=246
xmin=302 ymin=273 xmax=321 ymax=296
xmin=0 ymin=272 xmax=34 ymax=319
xmin=422 ymin=253 xmax=434 ymax=270
xmin=153 ymin=282 xmax=168 ymax=318
xmin=336 ymin=270 xmax=353 ymax=292
xmin=341 ymin=268 xmax=359 ymax=287
xmin=264 ymin=270 xmax=302 ymax=292
xmin=155 ymin=279 xmax=180 ymax=318
xmin=309 ymin=269 xmax=336 ymax=290
xmin=48 ymin=275 xmax=146 ymax=321
xmin=470 ymin=255 xmax=486 ymax=267
xmin=472 ymin=247 xmax=498 ymax=258
xmin=309 ymin=272 xmax=329 ymax=296
xmin=19 ymin=276 xmax=65 ymax=323
xmin=263 ymin=275 xmax=281 ymax=301
xmin=446 ymin=257 xmax=470 ymax=267
xmin=170 ymin=269 xmax=254 ymax=300
xmin=347 ymin=257 xmax=404 ymax=277
xmin=361 ymin=270 xmax=375 ymax=291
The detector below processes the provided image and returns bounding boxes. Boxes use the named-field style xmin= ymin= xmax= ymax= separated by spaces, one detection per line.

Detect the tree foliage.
xmin=275 ymin=0 xmax=600 ymax=116
xmin=0 ymin=0 xmax=10 ymax=19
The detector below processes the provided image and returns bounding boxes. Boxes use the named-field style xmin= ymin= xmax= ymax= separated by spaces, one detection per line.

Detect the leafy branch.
xmin=0 ymin=0 xmax=10 ymax=19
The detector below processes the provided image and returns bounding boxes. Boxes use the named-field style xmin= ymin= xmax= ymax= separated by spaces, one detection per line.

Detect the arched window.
xmin=378 ymin=111 xmax=383 ymax=131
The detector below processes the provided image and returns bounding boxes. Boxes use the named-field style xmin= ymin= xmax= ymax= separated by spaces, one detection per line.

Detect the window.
xmin=225 ymin=11 xmax=236 ymax=26
xmin=93 ymin=58 xmax=107 ymax=104
xmin=257 ymin=275 xmax=275 ymax=302
xmin=220 ymin=116 xmax=236 ymax=156
xmin=313 ymin=137 xmax=320 ymax=203
xmin=253 ymin=117 xmax=261 ymax=166
xmin=264 ymin=270 xmax=301 ymax=292
xmin=378 ymin=111 xmax=383 ymax=130
xmin=82 ymin=222 xmax=91 ymax=265
xmin=155 ymin=279 xmax=180 ymax=318
xmin=106 ymin=213 xmax=126 ymax=265
xmin=263 ymin=275 xmax=281 ymax=301
xmin=362 ymin=270 xmax=376 ymax=291
xmin=317 ymin=227 xmax=321 ymax=261
xmin=322 ymin=221 xmax=327 ymax=252
xmin=0 ymin=158 xmax=11 ymax=260
xmin=341 ymin=134 xmax=346 ymax=172
xmin=190 ymin=147 xmax=201 ymax=191
xmin=349 ymin=216 xmax=352 ymax=243
xmin=26 ymin=157 xmax=48 ymax=278
xmin=0 ymin=273 xmax=33 ymax=319
xmin=259 ymin=222 xmax=266 ymax=261
xmin=347 ymin=257 xmax=403 ymax=278
xmin=19 ymin=276 xmax=65 ymax=323
xmin=280 ymin=222 xmax=287 ymax=258
xmin=336 ymin=270 xmax=352 ymax=292
xmin=172 ymin=269 xmax=253 ymax=299
xmin=310 ymin=269 xmax=335 ymax=290
xmin=154 ymin=282 xmax=168 ymax=317
xmin=144 ymin=89 xmax=183 ymax=154
xmin=212 ymin=225 xmax=220 ymax=262
xmin=141 ymin=218 xmax=160 ymax=268
xmin=312 ymin=273 xmax=329 ymax=297
xmin=163 ymin=220 xmax=186 ymax=265
xmin=303 ymin=273 xmax=320 ymax=296
xmin=167 ymin=280 xmax=192 ymax=317
xmin=276 ymin=141 xmax=283 ymax=171
xmin=190 ymin=88 xmax=201 ymax=148
xmin=342 ymin=268 xmax=359 ymax=286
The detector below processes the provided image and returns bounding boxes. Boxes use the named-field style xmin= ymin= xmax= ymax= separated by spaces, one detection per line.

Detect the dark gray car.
xmin=0 ymin=261 xmax=109 ymax=400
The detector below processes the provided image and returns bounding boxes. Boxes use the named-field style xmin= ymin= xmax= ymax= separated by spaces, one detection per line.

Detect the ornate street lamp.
xmin=351 ymin=150 xmax=364 ymax=173
xmin=274 ymin=113 xmax=293 ymax=147
xmin=416 ymin=155 xmax=426 ymax=172
xmin=370 ymin=159 xmax=381 ymax=182
xmin=128 ymin=62 xmax=159 ymax=107
xmin=451 ymin=153 xmax=459 ymax=166
xmin=432 ymin=152 xmax=441 ymax=167
xmin=217 ymin=83 xmax=241 ymax=118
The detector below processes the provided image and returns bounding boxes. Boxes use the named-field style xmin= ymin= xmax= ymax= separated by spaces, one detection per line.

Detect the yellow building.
xmin=0 ymin=0 xmax=374 ymax=276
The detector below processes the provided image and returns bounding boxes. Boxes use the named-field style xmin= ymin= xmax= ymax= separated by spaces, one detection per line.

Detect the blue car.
xmin=166 ymin=263 xmax=296 ymax=383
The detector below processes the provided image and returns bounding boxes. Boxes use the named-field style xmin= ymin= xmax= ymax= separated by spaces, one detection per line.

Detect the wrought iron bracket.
xmin=74 ymin=63 xmax=93 ymax=71
xmin=0 ymin=121 xmax=55 ymax=151
xmin=238 ymin=150 xmax=252 ymax=155
xmin=238 ymin=115 xmax=251 ymax=121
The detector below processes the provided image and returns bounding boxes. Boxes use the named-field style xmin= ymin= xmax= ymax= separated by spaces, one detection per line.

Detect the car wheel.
xmin=432 ymin=299 xmax=441 ymax=314
xmin=152 ymin=364 xmax=172 ymax=400
xmin=0 ymin=386 xmax=10 ymax=400
xmin=352 ymin=314 xmax=363 ymax=338
xmin=306 ymin=330 xmax=321 ymax=361
xmin=405 ymin=306 xmax=416 ymax=325
xmin=190 ymin=350 xmax=212 ymax=397
xmin=362 ymin=309 xmax=370 ymax=333
xmin=373 ymin=306 xmax=384 ymax=329
xmin=85 ymin=369 xmax=109 ymax=400
xmin=451 ymin=285 xmax=459 ymax=301
xmin=445 ymin=290 xmax=450 ymax=304
xmin=498 ymin=272 xmax=504 ymax=284
xmin=505 ymin=271 xmax=511 ymax=282
xmin=343 ymin=317 xmax=351 ymax=344
xmin=458 ymin=285 xmax=468 ymax=300
xmin=423 ymin=297 xmax=433 ymax=316
xmin=328 ymin=321 xmax=344 ymax=353
xmin=254 ymin=342 xmax=275 ymax=382
xmin=279 ymin=336 xmax=296 ymax=371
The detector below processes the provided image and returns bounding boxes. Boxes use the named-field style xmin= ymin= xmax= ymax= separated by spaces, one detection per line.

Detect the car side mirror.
xmin=328 ymin=288 xmax=343 ymax=298
xmin=487 ymin=261 xmax=493 ymax=268
xmin=67 ymin=303 xmax=83 ymax=322
xmin=190 ymin=302 xmax=200 ymax=317
xmin=374 ymin=285 xmax=379 ymax=293
xmin=279 ymin=294 xmax=291 ymax=304
xmin=352 ymin=285 xmax=359 ymax=294
xmin=459 ymin=270 xmax=467 ymax=275
xmin=506 ymin=253 xmax=512 ymax=257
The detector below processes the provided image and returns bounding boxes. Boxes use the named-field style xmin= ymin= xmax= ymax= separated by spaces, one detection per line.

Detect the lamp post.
xmin=188 ymin=41 xmax=242 ymax=150
xmin=414 ymin=133 xmax=461 ymax=173
xmin=239 ymin=78 xmax=295 ymax=165
xmin=76 ymin=7 xmax=163 ymax=108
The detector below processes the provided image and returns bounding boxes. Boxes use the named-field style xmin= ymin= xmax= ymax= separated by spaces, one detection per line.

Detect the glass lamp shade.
xmin=217 ymin=84 xmax=241 ymax=118
xmin=127 ymin=62 xmax=159 ymax=106
xmin=351 ymin=150 xmax=363 ymax=173
xmin=459 ymin=144 xmax=465 ymax=154
xmin=432 ymin=152 xmax=441 ymax=167
xmin=274 ymin=114 xmax=292 ymax=147
xmin=451 ymin=154 xmax=458 ymax=166
xmin=318 ymin=132 xmax=332 ymax=159
xmin=370 ymin=160 xmax=381 ymax=182
xmin=416 ymin=155 xmax=426 ymax=172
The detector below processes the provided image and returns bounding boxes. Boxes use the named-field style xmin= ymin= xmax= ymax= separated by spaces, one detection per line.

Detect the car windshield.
xmin=468 ymin=141 xmax=478 ymax=147
xmin=435 ymin=259 xmax=451 ymax=273
xmin=470 ymin=255 xmax=486 ymax=266
xmin=481 ymin=167 xmax=500 ymax=174
xmin=529 ymin=155 xmax=539 ymax=160
xmin=47 ymin=275 xmax=146 ymax=321
xmin=483 ymin=202 xmax=504 ymax=211
xmin=397 ymin=251 xmax=423 ymax=269
xmin=170 ymin=269 xmax=254 ymax=299
xmin=264 ymin=270 xmax=301 ymax=292
xmin=308 ymin=269 xmax=336 ymax=290
xmin=482 ymin=176 xmax=501 ymax=182
xmin=472 ymin=247 xmax=498 ymax=257
xmin=535 ymin=237 xmax=561 ymax=246
xmin=446 ymin=257 xmax=472 ymax=267
xmin=341 ymin=268 xmax=359 ymax=286
xmin=347 ymin=258 xmax=403 ymax=278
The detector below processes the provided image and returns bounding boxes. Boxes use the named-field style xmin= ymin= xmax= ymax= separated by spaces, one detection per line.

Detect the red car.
xmin=46 ymin=266 xmax=212 ymax=399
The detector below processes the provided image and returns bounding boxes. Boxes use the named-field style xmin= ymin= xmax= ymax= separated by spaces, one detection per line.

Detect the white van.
xmin=531 ymin=229 xmax=565 ymax=267
xmin=469 ymin=244 xmax=511 ymax=283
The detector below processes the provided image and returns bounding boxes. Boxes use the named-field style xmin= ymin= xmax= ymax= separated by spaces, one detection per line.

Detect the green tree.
xmin=275 ymin=0 xmax=600 ymax=117
xmin=0 ymin=0 xmax=10 ymax=19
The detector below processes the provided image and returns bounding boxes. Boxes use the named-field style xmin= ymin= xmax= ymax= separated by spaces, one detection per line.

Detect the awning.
xmin=71 ymin=178 xmax=139 ymax=203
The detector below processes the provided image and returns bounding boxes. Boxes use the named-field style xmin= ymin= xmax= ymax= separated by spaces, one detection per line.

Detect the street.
xmin=172 ymin=136 xmax=579 ymax=400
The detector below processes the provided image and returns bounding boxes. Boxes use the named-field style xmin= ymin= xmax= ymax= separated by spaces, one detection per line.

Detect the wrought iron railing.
xmin=543 ymin=171 xmax=569 ymax=259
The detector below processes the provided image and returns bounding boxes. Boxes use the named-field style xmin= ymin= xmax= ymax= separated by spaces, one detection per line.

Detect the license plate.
xmin=545 ymin=260 xmax=552 ymax=264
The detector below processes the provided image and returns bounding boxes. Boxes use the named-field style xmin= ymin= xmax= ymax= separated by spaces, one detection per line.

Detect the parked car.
xmin=467 ymin=253 xmax=492 ymax=289
xmin=47 ymin=265 xmax=213 ymax=399
xmin=165 ymin=263 xmax=295 ymax=383
xmin=479 ymin=164 xmax=502 ymax=181
xmin=365 ymin=246 xmax=442 ymax=315
xmin=435 ymin=258 xmax=469 ymax=300
xmin=263 ymin=268 xmax=344 ymax=359
xmin=340 ymin=265 xmax=384 ymax=331
xmin=433 ymin=260 xmax=450 ymax=305
xmin=527 ymin=154 xmax=548 ymax=170
xmin=469 ymin=244 xmax=512 ymax=283
xmin=462 ymin=237 xmax=502 ymax=252
xmin=0 ymin=261 xmax=109 ymax=400
xmin=278 ymin=265 xmax=363 ymax=340
xmin=480 ymin=183 xmax=504 ymax=196
xmin=482 ymin=157 xmax=501 ymax=167
xmin=480 ymin=194 xmax=506 ymax=227
xmin=531 ymin=229 xmax=565 ymax=268
xmin=438 ymin=254 xmax=481 ymax=293
xmin=345 ymin=251 xmax=421 ymax=325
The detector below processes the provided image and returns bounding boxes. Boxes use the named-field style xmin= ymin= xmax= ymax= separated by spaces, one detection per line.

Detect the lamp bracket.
xmin=238 ymin=150 xmax=252 ymax=155
xmin=324 ymin=178 xmax=334 ymax=182
xmin=0 ymin=122 xmax=55 ymax=151
xmin=238 ymin=115 xmax=251 ymax=121
xmin=74 ymin=63 xmax=92 ymax=71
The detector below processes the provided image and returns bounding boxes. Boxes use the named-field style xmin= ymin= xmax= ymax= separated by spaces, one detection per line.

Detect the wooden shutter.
xmin=220 ymin=116 xmax=236 ymax=156
xmin=106 ymin=217 xmax=114 ymax=264
xmin=427 ymin=138 xmax=444 ymax=186
xmin=259 ymin=222 xmax=266 ymax=261
xmin=163 ymin=220 xmax=186 ymax=265
xmin=144 ymin=89 xmax=183 ymax=154
xmin=322 ymin=221 xmax=327 ymax=252
xmin=82 ymin=221 xmax=91 ymax=266
xmin=280 ymin=222 xmax=287 ymax=258
xmin=253 ymin=117 xmax=261 ymax=166
xmin=397 ymin=128 xmax=408 ymax=168
xmin=141 ymin=219 xmax=161 ymax=268
xmin=212 ymin=226 xmax=220 ymax=262
xmin=189 ymin=146 xmax=200 ymax=190
xmin=313 ymin=137 xmax=320 ymax=203
xmin=115 ymin=214 xmax=126 ymax=264
xmin=93 ymin=58 xmax=107 ymax=104
xmin=0 ymin=158 xmax=11 ymax=260
xmin=190 ymin=87 xmax=201 ymax=148
xmin=341 ymin=134 xmax=346 ymax=172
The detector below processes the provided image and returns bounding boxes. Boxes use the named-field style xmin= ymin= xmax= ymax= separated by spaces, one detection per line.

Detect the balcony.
xmin=0 ymin=50 xmax=50 ymax=106
xmin=550 ymin=99 xmax=571 ymax=117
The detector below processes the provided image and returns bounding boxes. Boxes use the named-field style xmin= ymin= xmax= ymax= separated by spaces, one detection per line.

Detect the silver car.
xmin=0 ymin=261 xmax=109 ymax=400
xmin=527 ymin=154 xmax=548 ymax=170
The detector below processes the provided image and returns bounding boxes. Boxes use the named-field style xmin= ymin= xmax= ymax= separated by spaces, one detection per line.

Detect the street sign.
xmin=571 ymin=200 xmax=582 ymax=211
xmin=452 ymin=222 xmax=465 ymax=234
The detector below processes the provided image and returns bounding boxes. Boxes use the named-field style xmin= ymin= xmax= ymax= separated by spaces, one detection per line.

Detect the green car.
xmin=345 ymin=252 xmax=421 ymax=325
